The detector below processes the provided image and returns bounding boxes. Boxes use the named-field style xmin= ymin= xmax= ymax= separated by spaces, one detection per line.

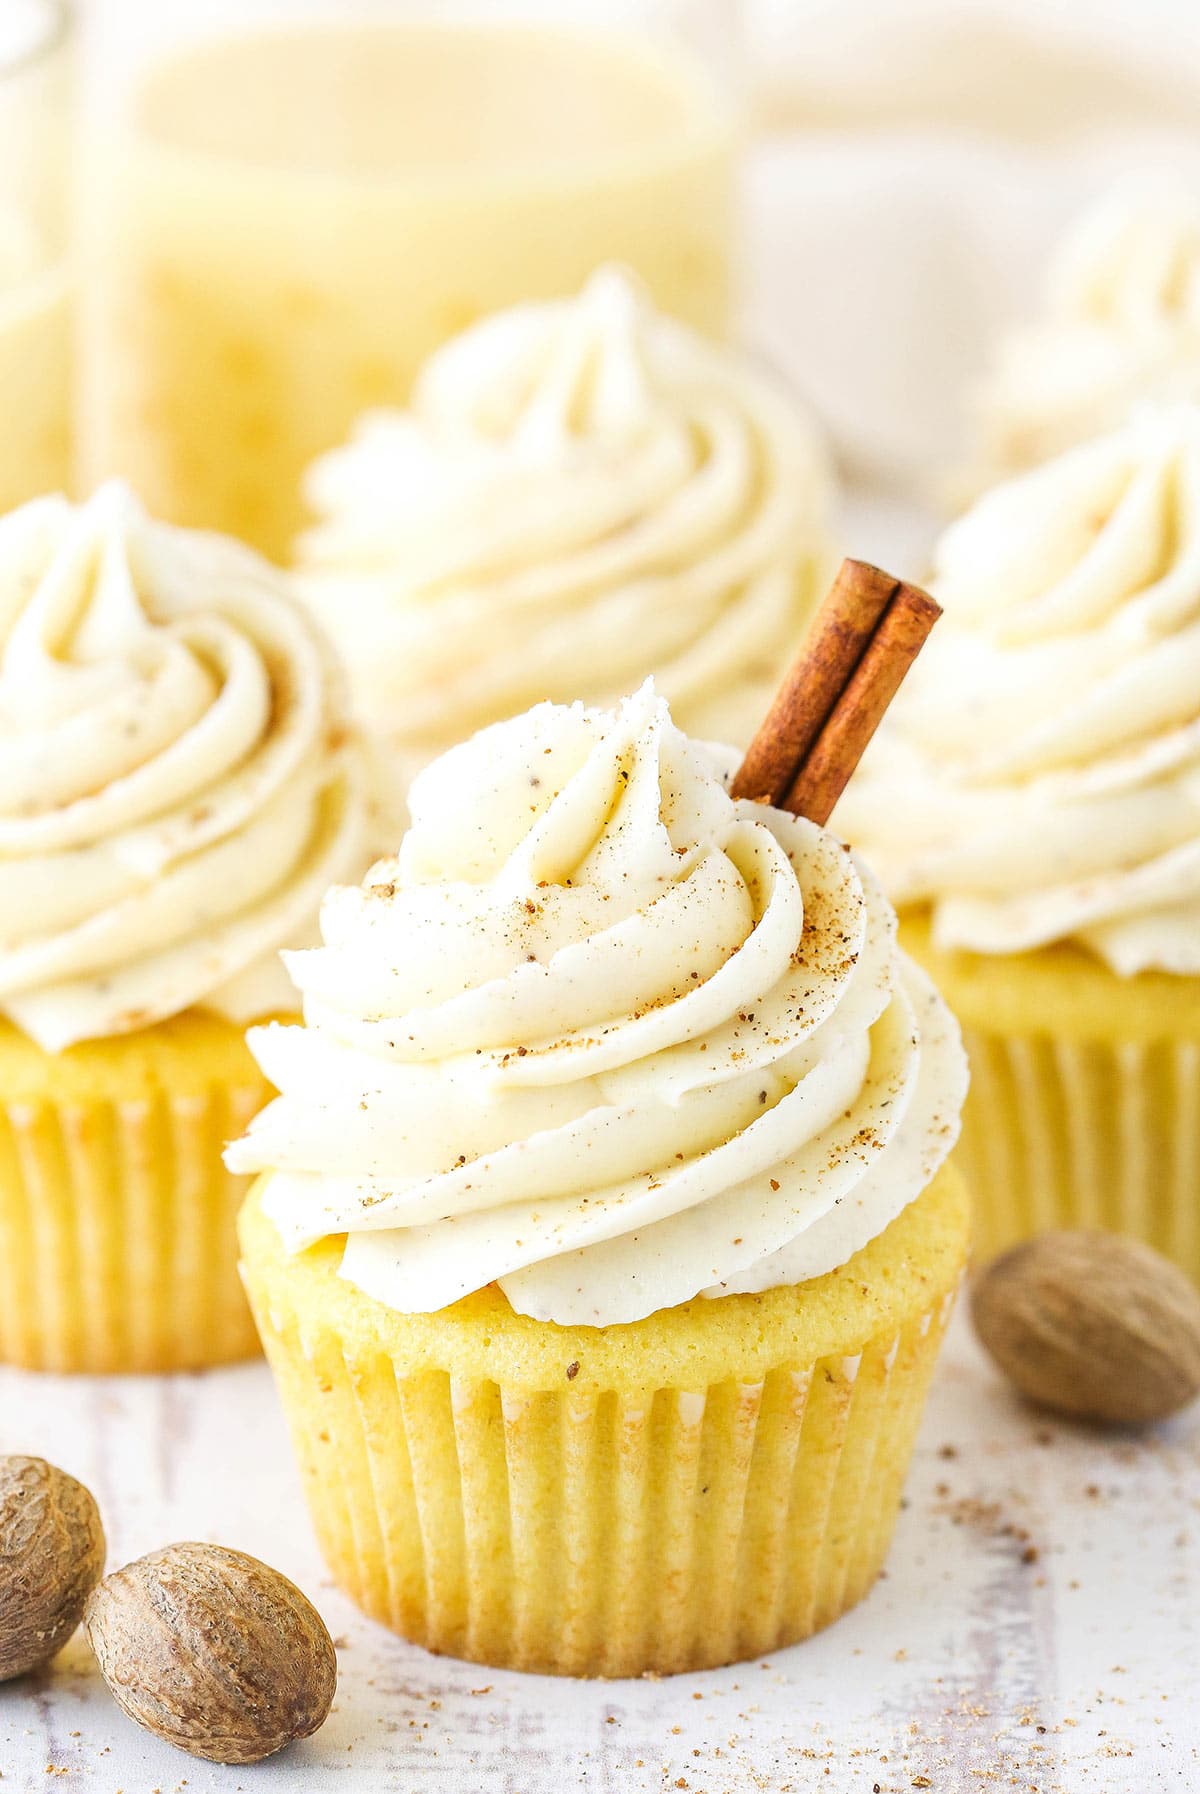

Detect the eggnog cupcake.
xmin=231 ymin=676 xmax=967 ymax=1677
xmin=839 ymin=404 xmax=1200 ymax=1276
xmin=293 ymin=266 xmax=834 ymax=830
xmin=0 ymin=484 xmax=365 ymax=1371
xmin=973 ymin=181 xmax=1200 ymax=484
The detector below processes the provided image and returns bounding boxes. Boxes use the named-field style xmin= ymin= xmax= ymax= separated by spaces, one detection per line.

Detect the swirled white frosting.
xmin=837 ymin=404 xmax=1200 ymax=975
xmin=976 ymin=180 xmax=1200 ymax=478
xmin=294 ymin=267 xmax=834 ymax=817
xmin=227 ymin=683 xmax=965 ymax=1326
xmin=0 ymin=483 xmax=367 ymax=1051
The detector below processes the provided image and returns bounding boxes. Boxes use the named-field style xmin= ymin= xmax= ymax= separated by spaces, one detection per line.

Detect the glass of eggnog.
xmin=88 ymin=0 xmax=739 ymax=561
xmin=0 ymin=0 xmax=72 ymax=511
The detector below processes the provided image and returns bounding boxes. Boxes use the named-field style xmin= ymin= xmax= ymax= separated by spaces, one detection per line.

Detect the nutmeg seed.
xmin=971 ymin=1230 xmax=1200 ymax=1425
xmin=84 ymin=1541 xmax=336 ymax=1765
xmin=0 ymin=1455 xmax=105 ymax=1681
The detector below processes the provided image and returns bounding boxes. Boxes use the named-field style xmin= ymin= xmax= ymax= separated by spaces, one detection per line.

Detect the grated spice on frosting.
xmin=0 ymin=483 xmax=367 ymax=1050
xmin=293 ymin=266 xmax=834 ymax=826
xmin=226 ymin=682 xmax=966 ymax=1326
xmin=837 ymin=403 xmax=1200 ymax=975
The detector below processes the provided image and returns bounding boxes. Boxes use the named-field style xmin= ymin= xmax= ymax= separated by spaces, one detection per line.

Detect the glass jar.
xmin=0 ymin=0 xmax=73 ymax=511
xmin=86 ymin=0 xmax=740 ymax=560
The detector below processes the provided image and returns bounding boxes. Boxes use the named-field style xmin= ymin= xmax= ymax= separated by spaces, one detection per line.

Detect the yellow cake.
xmin=836 ymin=405 xmax=1200 ymax=1283
xmin=902 ymin=915 xmax=1200 ymax=1275
xmin=228 ymin=683 xmax=969 ymax=1674
xmin=0 ymin=485 xmax=365 ymax=1372
xmin=240 ymin=1161 xmax=967 ymax=1677
xmin=0 ymin=1010 xmax=277 ymax=1373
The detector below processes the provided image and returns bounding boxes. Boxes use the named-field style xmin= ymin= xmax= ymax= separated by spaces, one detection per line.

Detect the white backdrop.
xmin=748 ymin=0 xmax=1200 ymax=488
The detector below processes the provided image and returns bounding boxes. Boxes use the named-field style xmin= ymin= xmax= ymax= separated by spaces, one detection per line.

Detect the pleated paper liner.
xmin=958 ymin=1031 xmax=1200 ymax=1273
xmin=901 ymin=912 xmax=1200 ymax=1280
xmin=0 ymin=1010 xmax=279 ymax=1373
xmin=239 ymin=1161 xmax=969 ymax=1677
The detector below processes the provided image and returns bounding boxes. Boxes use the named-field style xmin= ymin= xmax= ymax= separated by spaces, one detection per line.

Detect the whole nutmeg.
xmin=972 ymin=1230 xmax=1200 ymax=1425
xmin=84 ymin=1542 xmax=336 ymax=1765
xmin=0 ymin=1455 xmax=105 ymax=1681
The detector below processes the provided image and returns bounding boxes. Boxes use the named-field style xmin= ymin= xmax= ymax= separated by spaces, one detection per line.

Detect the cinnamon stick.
xmin=730 ymin=560 xmax=897 ymax=806
xmin=733 ymin=559 xmax=940 ymax=827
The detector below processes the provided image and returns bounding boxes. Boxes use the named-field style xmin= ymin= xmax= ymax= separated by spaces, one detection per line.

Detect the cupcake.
xmin=972 ymin=180 xmax=1200 ymax=485
xmin=837 ymin=404 xmax=1200 ymax=1276
xmin=230 ymin=680 xmax=968 ymax=1676
xmin=0 ymin=483 xmax=365 ymax=1372
xmin=293 ymin=266 xmax=834 ymax=830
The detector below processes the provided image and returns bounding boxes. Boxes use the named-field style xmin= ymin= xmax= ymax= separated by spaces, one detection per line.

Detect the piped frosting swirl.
xmin=295 ymin=267 xmax=833 ymax=809
xmin=227 ymin=683 xmax=964 ymax=1325
xmin=838 ymin=404 xmax=1200 ymax=974
xmin=976 ymin=180 xmax=1200 ymax=477
xmin=0 ymin=483 xmax=366 ymax=1049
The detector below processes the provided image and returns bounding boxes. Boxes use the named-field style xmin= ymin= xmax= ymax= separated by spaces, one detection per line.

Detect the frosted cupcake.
xmin=838 ymin=404 xmax=1200 ymax=1275
xmin=973 ymin=181 xmax=1200 ymax=483
xmin=0 ymin=483 xmax=365 ymax=1371
xmin=231 ymin=680 xmax=967 ymax=1676
xmin=293 ymin=266 xmax=834 ymax=828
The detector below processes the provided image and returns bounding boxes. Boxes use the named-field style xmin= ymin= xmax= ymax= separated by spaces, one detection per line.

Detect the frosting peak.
xmin=419 ymin=265 xmax=659 ymax=456
xmin=976 ymin=180 xmax=1200 ymax=478
xmin=227 ymin=685 xmax=965 ymax=1326
xmin=837 ymin=404 xmax=1200 ymax=974
xmin=294 ymin=268 xmax=833 ymax=808
xmin=0 ymin=484 xmax=366 ymax=1049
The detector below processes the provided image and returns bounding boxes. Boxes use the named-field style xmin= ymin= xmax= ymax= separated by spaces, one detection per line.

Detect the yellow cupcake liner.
xmin=241 ymin=1166 xmax=968 ymax=1677
xmin=0 ymin=1015 xmax=276 ymax=1373
xmin=899 ymin=912 xmax=1200 ymax=1281
xmin=957 ymin=1029 xmax=1200 ymax=1274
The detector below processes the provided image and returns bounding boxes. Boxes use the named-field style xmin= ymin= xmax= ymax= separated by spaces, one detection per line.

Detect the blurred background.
xmin=7 ymin=0 xmax=1200 ymax=566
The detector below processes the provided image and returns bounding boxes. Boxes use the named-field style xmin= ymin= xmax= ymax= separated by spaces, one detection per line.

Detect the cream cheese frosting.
xmin=226 ymin=683 xmax=965 ymax=1326
xmin=0 ymin=483 xmax=367 ymax=1051
xmin=975 ymin=180 xmax=1200 ymax=480
xmin=294 ymin=267 xmax=834 ymax=816
xmin=837 ymin=404 xmax=1200 ymax=975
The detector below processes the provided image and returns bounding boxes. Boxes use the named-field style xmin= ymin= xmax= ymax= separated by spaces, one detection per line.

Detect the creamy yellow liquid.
xmin=0 ymin=0 xmax=73 ymax=512
xmin=0 ymin=256 xmax=70 ymax=510
xmin=94 ymin=23 xmax=736 ymax=560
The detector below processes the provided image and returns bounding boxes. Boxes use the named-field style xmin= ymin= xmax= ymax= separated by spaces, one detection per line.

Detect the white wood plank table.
xmin=0 ymin=1306 xmax=1195 ymax=1794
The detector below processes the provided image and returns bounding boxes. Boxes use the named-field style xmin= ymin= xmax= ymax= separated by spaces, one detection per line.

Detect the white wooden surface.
xmin=0 ymin=1304 xmax=1196 ymax=1794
